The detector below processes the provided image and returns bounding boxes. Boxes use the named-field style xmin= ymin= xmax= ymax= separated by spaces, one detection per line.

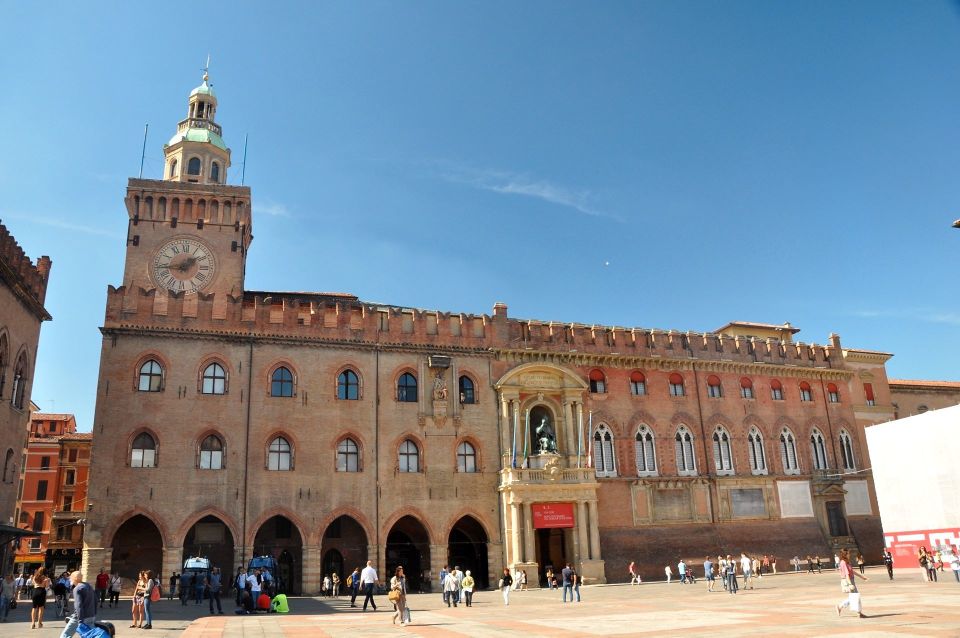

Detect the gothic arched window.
xmin=187 ymin=157 xmax=202 ymax=176
xmin=458 ymin=376 xmax=475 ymax=404
xmin=199 ymin=434 xmax=224 ymax=469
xmin=137 ymin=359 xmax=163 ymax=393
xmin=674 ymin=426 xmax=696 ymax=476
xmin=201 ymin=363 xmax=227 ymax=395
xmin=634 ymin=425 xmax=657 ymax=476
xmin=271 ymin=366 xmax=294 ymax=397
xmin=593 ymin=425 xmax=616 ymax=477
xmin=336 ymin=438 xmax=360 ymax=472
xmin=397 ymin=373 xmax=417 ymax=403
xmin=780 ymin=428 xmax=799 ymax=474
xmin=810 ymin=429 xmax=828 ymax=470
xmin=712 ymin=427 xmax=734 ymax=475
xmin=399 ymin=439 xmax=419 ymax=472
xmin=748 ymin=427 xmax=767 ymax=475
xmin=457 ymin=441 xmax=477 ymax=473
xmin=839 ymin=430 xmax=856 ymax=470
xmin=268 ymin=436 xmax=292 ymax=471
xmin=337 ymin=369 xmax=359 ymax=400
xmin=131 ymin=433 xmax=157 ymax=468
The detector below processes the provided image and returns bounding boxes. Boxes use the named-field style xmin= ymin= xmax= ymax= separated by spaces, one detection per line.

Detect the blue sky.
xmin=2 ymin=1 xmax=959 ymax=429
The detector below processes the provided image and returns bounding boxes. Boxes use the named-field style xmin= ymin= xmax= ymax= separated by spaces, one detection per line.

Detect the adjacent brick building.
xmin=14 ymin=413 xmax=90 ymax=575
xmin=889 ymin=379 xmax=960 ymax=419
xmin=83 ymin=73 xmax=906 ymax=590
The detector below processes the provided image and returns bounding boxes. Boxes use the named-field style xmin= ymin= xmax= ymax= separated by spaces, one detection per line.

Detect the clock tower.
xmin=121 ymin=71 xmax=251 ymax=298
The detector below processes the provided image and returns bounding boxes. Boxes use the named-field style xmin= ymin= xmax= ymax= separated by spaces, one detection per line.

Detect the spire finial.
xmin=202 ymin=54 xmax=210 ymax=83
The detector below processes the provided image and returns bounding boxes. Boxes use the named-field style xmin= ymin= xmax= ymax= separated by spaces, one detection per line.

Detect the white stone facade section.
xmin=843 ymin=480 xmax=872 ymax=516
xmin=777 ymin=480 xmax=814 ymax=518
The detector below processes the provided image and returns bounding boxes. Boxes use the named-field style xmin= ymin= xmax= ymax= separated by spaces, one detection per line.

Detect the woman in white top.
xmin=389 ymin=566 xmax=408 ymax=625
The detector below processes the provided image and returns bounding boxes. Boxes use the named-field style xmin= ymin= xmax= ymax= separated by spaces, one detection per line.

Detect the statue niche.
xmin=530 ymin=405 xmax=558 ymax=455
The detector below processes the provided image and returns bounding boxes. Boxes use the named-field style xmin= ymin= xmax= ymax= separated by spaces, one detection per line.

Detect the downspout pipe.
xmin=691 ymin=362 xmax=716 ymax=524
xmin=241 ymin=339 xmax=254 ymax=566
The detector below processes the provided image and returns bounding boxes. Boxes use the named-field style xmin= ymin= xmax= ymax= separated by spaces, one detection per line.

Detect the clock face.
xmin=151 ymin=237 xmax=216 ymax=294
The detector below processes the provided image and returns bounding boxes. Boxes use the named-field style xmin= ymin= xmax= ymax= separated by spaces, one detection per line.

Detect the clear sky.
xmin=2 ymin=1 xmax=959 ymax=430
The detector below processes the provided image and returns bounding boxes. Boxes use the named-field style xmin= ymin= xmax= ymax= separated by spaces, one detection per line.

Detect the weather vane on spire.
xmin=202 ymin=54 xmax=211 ymax=82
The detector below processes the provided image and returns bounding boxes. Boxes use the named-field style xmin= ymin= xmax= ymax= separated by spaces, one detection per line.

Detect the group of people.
xmin=320 ymin=572 xmax=341 ymax=597
xmin=232 ymin=566 xmax=275 ymax=614
xmin=917 ymin=545 xmax=960 ymax=583
xmin=170 ymin=567 xmax=224 ymax=613
xmin=660 ymin=554 xmax=777 ymax=586
xmin=438 ymin=565 xmax=477 ymax=607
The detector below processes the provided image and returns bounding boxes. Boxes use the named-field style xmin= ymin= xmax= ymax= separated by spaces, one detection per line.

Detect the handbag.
xmin=840 ymin=578 xmax=851 ymax=593
xmin=497 ymin=578 xmax=504 ymax=589
xmin=387 ymin=588 xmax=400 ymax=603
xmin=150 ymin=585 xmax=161 ymax=602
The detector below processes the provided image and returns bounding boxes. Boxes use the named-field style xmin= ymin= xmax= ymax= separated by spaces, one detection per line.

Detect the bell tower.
xmin=120 ymin=70 xmax=252 ymax=298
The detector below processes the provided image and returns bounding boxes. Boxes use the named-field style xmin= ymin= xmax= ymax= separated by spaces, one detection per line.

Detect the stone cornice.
xmin=843 ymin=349 xmax=893 ymax=364
xmin=490 ymin=348 xmax=854 ymax=380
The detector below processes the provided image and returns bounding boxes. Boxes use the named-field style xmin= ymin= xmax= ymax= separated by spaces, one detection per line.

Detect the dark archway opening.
xmin=386 ymin=516 xmax=431 ymax=593
xmin=321 ymin=515 xmax=368 ymax=585
xmin=111 ymin=515 xmax=163 ymax=583
xmin=253 ymin=515 xmax=302 ymax=595
xmin=182 ymin=515 xmax=235 ymax=574
xmin=448 ymin=515 xmax=490 ymax=589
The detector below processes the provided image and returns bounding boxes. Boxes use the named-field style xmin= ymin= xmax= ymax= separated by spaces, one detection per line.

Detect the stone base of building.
xmin=579 ymin=558 xmax=606 ymax=584
xmin=80 ymin=547 xmax=112 ymax=584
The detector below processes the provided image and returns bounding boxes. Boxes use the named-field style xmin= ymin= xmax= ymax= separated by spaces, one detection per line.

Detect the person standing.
xmin=389 ymin=566 xmax=409 ymax=626
xmin=14 ymin=573 xmax=25 ymax=601
xmin=557 ymin=563 xmax=572 ymax=602
xmin=949 ymin=546 xmax=960 ymax=583
xmin=443 ymin=566 xmax=460 ymax=607
xmin=499 ymin=568 xmax=512 ymax=606
xmin=142 ymin=570 xmax=157 ymax=630
xmin=246 ymin=569 xmax=262 ymax=607
xmin=815 ymin=556 xmax=823 ymax=574
xmin=725 ymin=556 xmax=738 ymax=594
xmin=207 ymin=567 xmax=223 ymax=614
xmin=836 ymin=549 xmax=869 ymax=619
xmin=677 ymin=559 xmax=687 ymax=584
xmin=180 ymin=571 xmax=191 ymax=606
xmin=194 ymin=570 xmax=205 ymax=605
xmin=520 ymin=569 xmax=528 ymax=592
xmin=59 ymin=571 xmax=96 ymax=638
xmin=94 ymin=570 xmax=109 ymax=608
xmin=882 ymin=548 xmax=894 ymax=580
xmin=704 ymin=556 xmax=715 ymax=592
xmin=664 ymin=565 xmax=672 ymax=584
xmin=856 ymin=554 xmax=865 ymax=575
xmin=348 ymin=567 xmax=361 ymax=607
xmin=461 ymin=570 xmax=475 ymax=607
xmin=439 ymin=566 xmax=450 ymax=606
xmin=108 ymin=572 xmax=122 ymax=608
xmin=571 ymin=568 xmax=581 ymax=602
xmin=30 ymin=566 xmax=51 ymax=629
xmin=360 ymin=560 xmax=379 ymax=611
xmin=331 ymin=572 xmax=340 ymax=598
xmin=834 ymin=554 xmax=841 ymax=571
xmin=0 ymin=573 xmax=14 ymax=623
xmin=233 ymin=567 xmax=246 ymax=606
xmin=740 ymin=554 xmax=753 ymax=590
xmin=131 ymin=571 xmax=146 ymax=629
xmin=167 ymin=572 xmax=177 ymax=601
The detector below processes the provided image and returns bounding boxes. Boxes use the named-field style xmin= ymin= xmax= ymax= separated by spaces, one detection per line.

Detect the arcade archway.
xmin=111 ymin=515 xmax=163 ymax=582
xmin=321 ymin=515 xmax=368 ymax=580
xmin=386 ymin=516 xmax=431 ymax=593
xmin=253 ymin=515 xmax=302 ymax=595
xmin=448 ymin=516 xmax=489 ymax=589
xmin=182 ymin=515 xmax=235 ymax=573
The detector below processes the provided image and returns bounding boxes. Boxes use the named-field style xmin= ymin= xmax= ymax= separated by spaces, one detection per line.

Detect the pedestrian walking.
xmin=677 ymin=559 xmax=687 ymax=584
xmin=95 ymin=570 xmax=109 ymax=608
xmin=499 ymin=568 xmax=512 ymax=605
xmin=207 ymin=567 xmax=223 ymax=614
xmin=439 ymin=566 xmax=450 ymax=606
xmin=167 ymin=572 xmax=177 ymax=601
xmin=740 ymin=554 xmax=754 ymax=590
xmin=664 ymin=565 xmax=672 ymax=584
xmin=347 ymin=567 xmax=361 ymax=607
xmin=836 ymin=549 xmax=869 ymax=619
xmin=461 ymin=570 xmax=475 ymax=607
xmin=546 ymin=568 xmax=555 ymax=589
xmin=628 ymin=561 xmax=637 ymax=585
xmin=443 ymin=566 xmax=460 ymax=607
xmin=389 ymin=566 xmax=409 ymax=626
xmin=59 ymin=571 xmax=96 ymax=638
xmin=360 ymin=560 xmax=379 ymax=611
xmin=561 ymin=564 xmax=574 ymax=602
xmin=704 ymin=556 xmax=715 ymax=592
xmin=30 ymin=566 xmax=51 ymax=629
xmin=108 ymin=572 xmax=122 ymax=608
xmin=882 ymin=548 xmax=894 ymax=580
xmin=0 ymin=573 xmax=14 ymax=623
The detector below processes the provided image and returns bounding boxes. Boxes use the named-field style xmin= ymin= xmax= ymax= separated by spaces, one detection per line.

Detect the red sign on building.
xmin=532 ymin=503 xmax=575 ymax=529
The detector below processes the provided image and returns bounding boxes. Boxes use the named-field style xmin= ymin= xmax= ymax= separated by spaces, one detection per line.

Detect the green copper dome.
xmin=167 ymin=128 xmax=227 ymax=151
xmin=190 ymin=79 xmax=216 ymax=98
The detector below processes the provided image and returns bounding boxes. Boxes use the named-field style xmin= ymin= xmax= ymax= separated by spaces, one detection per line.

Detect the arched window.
xmin=187 ymin=157 xmax=202 ymax=175
xmin=397 ymin=373 xmax=417 ymax=403
xmin=748 ymin=427 xmax=767 ymax=475
xmin=810 ymin=429 xmax=828 ymax=470
xmin=799 ymin=381 xmax=813 ymax=402
xmin=137 ymin=360 xmax=163 ymax=392
xmin=458 ymin=376 xmax=475 ymax=404
xmin=706 ymin=375 xmax=722 ymax=398
xmin=674 ymin=426 xmax=696 ymax=476
xmin=268 ymin=436 xmax=292 ymax=471
xmin=399 ymin=439 xmax=419 ymax=472
xmin=336 ymin=438 xmax=360 ymax=472
xmin=712 ymin=427 xmax=734 ymax=475
xmin=593 ymin=425 xmax=616 ymax=477
xmin=0 ymin=333 xmax=8 ymax=399
xmin=169 ymin=159 xmax=178 ymax=178
xmin=131 ymin=433 xmax=157 ymax=468
xmin=634 ymin=425 xmax=657 ymax=476
xmin=11 ymin=354 xmax=27 ymax=408
xmin=589 ymin=369 xmax=606 ymax=394
xmin=779 ymin=428 xmax=799 ymax=474
xmin=839 ymin=430 xmax=856 ymax=470
xmin=199 ymin=434 xmax=224 ymax=469
xmin=629 ymin=371 xmax=646 ymax=396
xmin=3 ymin=448 xmax=14 ymax=483
xmin=770 ymin=379 xmax=784 ymax=401
xmin=211 ymin=162 xmax=220 ymax=183
xmin=457 ymin=441 xmax=477 ymax=473
xmin=669 ymin=372 xmax=685 ymax=397
xmin=337 ymin=369 xmax=359 ymax=400
xmin=740 ymin=377 xmax=754 ymax=399
xmin=271 ymin=366 xmax=294 ymax=397
xmin=827 ymin=383 xmax=840 ymax=403
xmin=201 ymin=362 xmax=227 ymax=395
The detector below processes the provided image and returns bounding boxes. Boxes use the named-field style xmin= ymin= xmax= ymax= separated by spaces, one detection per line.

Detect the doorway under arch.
xmin=448 ymin=515 xmax=490 ymax=589
xmin=182 ymin=515 xmax=235 ymax=573
xmin=111 ymin=515 xmax=163 ymax=582
xmin=253 ymin=515 xmax=302 ymax=595
xmin=321 ymin=515 xmax=368 ymax=582
xmin=386 ymin=516 xmax=431 ymax=593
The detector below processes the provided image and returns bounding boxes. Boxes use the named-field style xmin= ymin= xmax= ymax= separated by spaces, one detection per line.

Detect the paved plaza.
xmin=2 ymin=568 xmax=959 ymax=637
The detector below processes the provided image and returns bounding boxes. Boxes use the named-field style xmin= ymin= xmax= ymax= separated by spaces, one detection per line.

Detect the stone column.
xmin=162 ymin=546 xmax=183 ymax=585
xmin=302 ymin=545 xmax=322 ymax=595
xmin=588 ymin=500 xmax=602 ymax=560
xmin=232 ymin=547 xmax=246 ymax=573
xmin=430 ymin=544 xmax=447 ymax=590
xmin=509 ymin=502 xmax=522 ymax=566
xmin=577 ymin=502 xmax=589 ymax=563
xmin=522 ymin=502 xmax=535 ymax=564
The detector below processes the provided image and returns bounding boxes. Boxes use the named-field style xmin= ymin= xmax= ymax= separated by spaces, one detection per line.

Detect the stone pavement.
xmin=2 ymin=568 xmax=959 ymax=637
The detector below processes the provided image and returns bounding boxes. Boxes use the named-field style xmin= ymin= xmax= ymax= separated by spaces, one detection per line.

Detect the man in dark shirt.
xmin=561 ymin=564 xmax=574 ymax=603
xmin=60 ymin=571 xmax=96 ymax=638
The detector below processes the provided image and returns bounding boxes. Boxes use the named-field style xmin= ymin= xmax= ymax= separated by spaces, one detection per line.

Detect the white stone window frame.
xmin=712 ymin=426 xmax=735 ymax=476
xmin=810 ymin=429 xmax=828 ymax=471
xmin=839 ymin=430 xmax=856 ymax=471
xmin=747 ymin=427 xmax=767 ymax=476
xmin=593 ymin=424 xmax=617 ymax=478
xmin=634 ymin=425 xmax=658 ymax=477
xmin=674 ymin=426 xmax=697 ymax=476
xmin=779 ymin=428 xmax=800 ymax=475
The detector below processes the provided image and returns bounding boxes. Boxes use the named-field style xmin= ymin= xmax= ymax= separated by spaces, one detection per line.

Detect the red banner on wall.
xmin=532 ymin=503 xmax=575 ymax=529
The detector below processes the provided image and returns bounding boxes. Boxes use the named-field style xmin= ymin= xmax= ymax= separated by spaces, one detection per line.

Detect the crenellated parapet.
xmin=0 ymin=220 xmax=52 ymax=320
xmin=124 ymin=178 xmax=252 ymax=234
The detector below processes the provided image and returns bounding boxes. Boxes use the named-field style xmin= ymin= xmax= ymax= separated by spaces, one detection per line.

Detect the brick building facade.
xmin=14 ymin=414 xmax=91 ymax=574
xmin=83 ymin=74 xmax=898 ymax=590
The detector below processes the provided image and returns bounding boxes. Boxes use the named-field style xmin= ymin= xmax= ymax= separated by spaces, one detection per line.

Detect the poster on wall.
xmin=532 ymin=503 xmax=575 ymax=528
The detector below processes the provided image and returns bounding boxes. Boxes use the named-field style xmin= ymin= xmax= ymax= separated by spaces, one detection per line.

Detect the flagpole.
xmin=512 ymin=402 xmax=518 ymax=469
xmin=577 ymin=402 xmax=583 ymax=468
xmin=523 ymin=409 xmax=530 ymax=467
xmin=587 ymin=411 xmax=594 ymax=468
